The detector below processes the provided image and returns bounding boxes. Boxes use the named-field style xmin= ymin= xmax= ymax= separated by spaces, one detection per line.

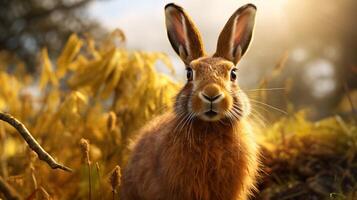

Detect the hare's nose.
xmin=200 ymin=84 xmax=224 ymax=103
xmin=202 ymin=93 xmax=222 ymax=102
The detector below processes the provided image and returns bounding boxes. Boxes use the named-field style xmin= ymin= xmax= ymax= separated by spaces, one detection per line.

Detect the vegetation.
xmin=0 ymin=31 xmax=356 ymax=199
xmin=258 ymin=112 xmax=357 ymax=200
xmin=0 ymin=31 xmax=178 ymax=199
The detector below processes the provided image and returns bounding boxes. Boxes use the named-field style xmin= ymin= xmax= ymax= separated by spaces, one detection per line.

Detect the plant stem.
xmin=88 ymin=163 xmax=92 ymax=200
xmin=95 ymin=162 xmax=101 ymax=197
xmin=0 ymin=176 xmax=22 ymax=200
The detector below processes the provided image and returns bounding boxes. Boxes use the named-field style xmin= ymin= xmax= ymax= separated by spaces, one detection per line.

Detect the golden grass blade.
xmin=56 ymin=34 xmax=83 ymax=78
xmin=39 ymin=48 xmax=59 ymax=90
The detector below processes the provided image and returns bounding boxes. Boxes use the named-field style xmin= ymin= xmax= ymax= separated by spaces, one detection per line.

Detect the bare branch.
xmin=0 ymin=112 xmax=73 ymax=172
xmin=0 ymin=176 xmax=22 ymax=200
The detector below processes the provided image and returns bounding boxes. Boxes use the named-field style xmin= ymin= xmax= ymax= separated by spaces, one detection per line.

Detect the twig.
xmin=0 ymin=112 xmax=73 ymax=172
xmin=0 ymin=176 xmax=22 ymax=200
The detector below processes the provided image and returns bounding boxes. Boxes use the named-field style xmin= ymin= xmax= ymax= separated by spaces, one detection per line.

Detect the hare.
xmin=120 ymin=3 xmax=259 ymax=200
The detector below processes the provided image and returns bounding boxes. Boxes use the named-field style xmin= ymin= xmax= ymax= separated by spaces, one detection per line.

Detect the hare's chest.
xmin=161 ymin=138 xmax=245 ymax=200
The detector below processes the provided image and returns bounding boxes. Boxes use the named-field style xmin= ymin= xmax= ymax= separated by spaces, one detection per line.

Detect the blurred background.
xmin=1 ymin=0 xmax=356 ymax=119
xmin=0 ymin=0 xmax=356 ymax=199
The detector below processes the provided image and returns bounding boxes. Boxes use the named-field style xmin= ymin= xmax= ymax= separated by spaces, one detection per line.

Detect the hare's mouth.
xmin=204 ymin=110 xmax=218 ymax=118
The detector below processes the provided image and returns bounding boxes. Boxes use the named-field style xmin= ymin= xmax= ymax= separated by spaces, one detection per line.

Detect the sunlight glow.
xmin=304 ymin=59 xmax=336 ymax=98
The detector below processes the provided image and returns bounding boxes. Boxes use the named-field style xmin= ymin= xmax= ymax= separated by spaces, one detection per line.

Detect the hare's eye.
xmin=186 ymin=68 xmax=193 ymax=81
xmin=230 ymin=68 xmax=237 ymax=81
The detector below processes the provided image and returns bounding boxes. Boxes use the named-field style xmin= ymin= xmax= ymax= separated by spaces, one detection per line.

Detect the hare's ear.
xmin=165 ymin=3 xmax=205 ymax=65
xmin=214 ymin=4 xmax=256 ymax=65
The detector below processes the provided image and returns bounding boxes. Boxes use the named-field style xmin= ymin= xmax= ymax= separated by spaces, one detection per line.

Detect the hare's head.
xmin=165 ymin=3 xmax=256 ymax=122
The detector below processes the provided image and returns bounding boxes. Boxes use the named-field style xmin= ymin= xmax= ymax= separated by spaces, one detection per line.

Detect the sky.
xmin=88 ymin=0 xmax=288 ymax=53
xmin=87 ymin=0 xmax=291 ymax=82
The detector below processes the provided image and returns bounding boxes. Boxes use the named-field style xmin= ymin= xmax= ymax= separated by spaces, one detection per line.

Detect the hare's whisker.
xmin=248 ymin=107 xmax=268 ymax=127
xmin=173 ymin=111 xmax=189 ymax=141
xmin=187 ymin=113 xmax=195 ymax=148
xmin=231 ymin=110 xmax=241 ymax=121
xmin=179 ymin=112 xmax=192 ymax=137
xmin=243 ymin=87 xmax=285 ymax=92
xmin=249 ymin=99 xmax=287 ymax=115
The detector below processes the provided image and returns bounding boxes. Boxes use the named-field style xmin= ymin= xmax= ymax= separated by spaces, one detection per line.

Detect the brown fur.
xmin=120 ymin=113 xmax=258 ymax=200
xmin=120 ymin=3 xmax=259 ymax=200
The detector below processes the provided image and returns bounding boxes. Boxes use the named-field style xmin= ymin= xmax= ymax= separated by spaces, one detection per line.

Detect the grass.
xmin=256 ymin=112 xmax=357 ymax=199
xmin=0 ymin=31 xmax=356 ymax=199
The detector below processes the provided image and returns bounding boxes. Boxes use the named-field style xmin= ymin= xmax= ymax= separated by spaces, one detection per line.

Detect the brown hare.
xmin=120 ymin=3 xmax=259 ymax=200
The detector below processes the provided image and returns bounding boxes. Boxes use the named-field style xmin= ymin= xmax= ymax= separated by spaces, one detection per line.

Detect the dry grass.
xmin=0 ymin=30 xmax=178 ymax=199
xmin=256 ymin=112 xmax=357 ymax=200
xmin=0 ymin=31 xmax=356 ymax=199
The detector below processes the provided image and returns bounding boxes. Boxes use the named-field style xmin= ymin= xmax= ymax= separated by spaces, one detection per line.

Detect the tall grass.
xmin=0 ymin=31 xmax=356 ymax=199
